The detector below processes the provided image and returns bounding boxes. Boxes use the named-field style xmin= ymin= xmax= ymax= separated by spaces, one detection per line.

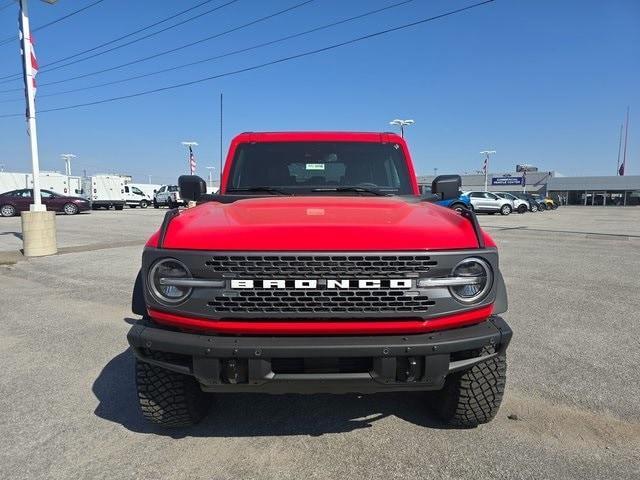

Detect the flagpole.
xmin=19 ymin=0 xmax=44 ymax=211
xmin=621 ymin=106 xmax=629 ymax=176
xmin=616 ymin=123 xmax=623 ymax=175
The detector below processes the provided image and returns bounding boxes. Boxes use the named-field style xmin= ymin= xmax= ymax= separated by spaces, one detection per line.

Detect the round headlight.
xmin=148 ymin=258 xmax=192 ymax=305
xmin=449 ymin=257 xmax=493 ymax=304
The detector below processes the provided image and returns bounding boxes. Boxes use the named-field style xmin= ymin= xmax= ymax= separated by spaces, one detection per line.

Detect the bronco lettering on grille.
xmin=230 ymin=279 xmax=413 ymax=289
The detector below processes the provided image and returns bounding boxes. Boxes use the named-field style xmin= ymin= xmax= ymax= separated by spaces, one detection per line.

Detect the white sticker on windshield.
xmin=306 ymin=163 xmax=325 ymax=170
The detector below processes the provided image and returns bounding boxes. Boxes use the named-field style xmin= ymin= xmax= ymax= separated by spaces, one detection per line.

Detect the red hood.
xmin=149 ymin=197 xmax=494 ymax=251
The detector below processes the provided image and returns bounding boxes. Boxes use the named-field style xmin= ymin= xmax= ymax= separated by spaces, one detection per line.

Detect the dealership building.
xmin=417 ymin=172 xmax=640 ymax=206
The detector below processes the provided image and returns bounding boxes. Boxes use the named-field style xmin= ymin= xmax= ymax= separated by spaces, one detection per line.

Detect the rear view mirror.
xmin=179 ymin=175 xmax=207 ymax=202
xmin=432 ymin=175 xmax=461 ymax=201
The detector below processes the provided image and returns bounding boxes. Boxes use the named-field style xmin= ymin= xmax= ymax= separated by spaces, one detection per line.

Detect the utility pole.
xmin=389 ymin=119 xmax=415 ymax=138
xmin=480 ymin=150 xmax=496 ymax=192
xmin=616 ymin=123 xmax=623 ymax=175
xmin=60 ymin=153 xmax=76 ymax=176
xmin=147 ymin=175 xmax=152 ymax=184
xmin=219 ymin=92 xmax=223 ymax=183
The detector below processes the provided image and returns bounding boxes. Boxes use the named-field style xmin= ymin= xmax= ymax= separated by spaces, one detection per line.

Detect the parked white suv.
xmin=495 ymin=192 xmax=529 ymax=214
xmin=465 ymin=191 xmax=513 ymax=215
xmin=153 ymin=185 xmax=183 ymax=208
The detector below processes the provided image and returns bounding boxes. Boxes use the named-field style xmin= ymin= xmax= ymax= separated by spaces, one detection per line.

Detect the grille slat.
xmin=203 ymin=254 xmax=438 ymax=316
xmin=205 ymin=254 xmax=436 ymax=278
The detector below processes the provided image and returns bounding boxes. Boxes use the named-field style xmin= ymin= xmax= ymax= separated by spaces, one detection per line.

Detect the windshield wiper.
xmin=226 ymin=186 xmax=291 ymax=195
xmin=311 ymin=186 xmax=391 ymax=196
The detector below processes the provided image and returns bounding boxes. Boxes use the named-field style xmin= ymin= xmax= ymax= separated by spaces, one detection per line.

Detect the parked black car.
xmin=513 ymin=193 xmax=546 ymax=212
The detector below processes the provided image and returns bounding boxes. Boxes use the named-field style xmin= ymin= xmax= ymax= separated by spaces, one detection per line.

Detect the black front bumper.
xmin=127 ymin=317 xmax=512 ymax=394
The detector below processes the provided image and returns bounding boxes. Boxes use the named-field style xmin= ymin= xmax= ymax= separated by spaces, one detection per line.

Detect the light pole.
xmin=389 ymin=119 xmax=415 ymax=138
xmin=181 ymin=141 xmax=198 ymax=174
xmin=480 ymin=150 xmax=496 ymax=192
xmin=60 ymin=153 xmax=76 ymax=176
xmin=206 ymin=166 xmax=215 ymax=191
xmin=19 ymin=0 xmax=58 ymax=257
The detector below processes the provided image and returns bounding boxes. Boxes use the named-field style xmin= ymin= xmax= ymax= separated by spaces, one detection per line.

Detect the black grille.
xmin=207 ymin=290 xmax=435 ymax=314
xmin=204 ymin=254 xmax=437 ymax=278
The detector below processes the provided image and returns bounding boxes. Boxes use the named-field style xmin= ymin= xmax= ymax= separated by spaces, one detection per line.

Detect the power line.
xmin=0 ymin=0 xmax=236 ymax=82
xmin=0 ymin=0 xmax=107 ymax=47
xmin=0 ymin=0 xmax=416 ymax=102
xmin=0 ymin=1 xmax=15 ymax=13
xmin=35 ymin=0 xmax=240 ymax=73
xmin=0 ymin=0 xmax=495 ymax=119
xmin=0 ymin=0 xmax=314 ymax=87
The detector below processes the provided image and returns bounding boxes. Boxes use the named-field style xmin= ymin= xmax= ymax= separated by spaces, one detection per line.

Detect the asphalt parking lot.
xmin=1 ymin=206 xmax=639 ymax=479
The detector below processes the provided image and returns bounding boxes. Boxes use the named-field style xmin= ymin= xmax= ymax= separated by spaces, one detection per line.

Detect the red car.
xmin=127 ymin=132 xmax=511 ymax=429
xmin=0 ymin=189 xmax=91 ymax=217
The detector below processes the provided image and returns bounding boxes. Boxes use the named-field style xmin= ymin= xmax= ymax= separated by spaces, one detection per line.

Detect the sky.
xmin=0 ymin=0 xmax=638 ymax=184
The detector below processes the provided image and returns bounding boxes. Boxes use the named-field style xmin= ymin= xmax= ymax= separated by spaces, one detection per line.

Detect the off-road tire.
xmin=136 ymin=352 xmax=210 ymax=427
xmin=430 ymin=346 xmax=506 ymax=428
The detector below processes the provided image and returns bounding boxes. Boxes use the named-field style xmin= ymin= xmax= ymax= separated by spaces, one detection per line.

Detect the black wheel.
xmin=500 ymin=204 xmax=512 ymax=216
xmin=0 ymin=204 xmax=16 ymax=217
xmin=140 ymin=200 xmax=149 ymax=209
xmin=449 ymin=202 xmax=467 ymax=213
xmin=130 ymin=205 xmax=137 ymax=209
xmin=530 ymin=204 xmax=538 ymax=212
xmin=153 ymin=199 xmax=159 ymax=209
xmin=429 ymin=346 xmax=506 ymax=428
xmin=114 ymin=205 xmax=124 ymax=211
xmin=517 ymin=205 xmax=527 ymax=214
xmin=136 ymin=352 xmax=210 ymax=427
xmin=63 ymin=203 xmax=79 ymax=215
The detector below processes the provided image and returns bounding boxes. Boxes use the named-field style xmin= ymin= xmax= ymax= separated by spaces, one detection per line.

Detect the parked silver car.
xmin=464 ymin=191 xmax=513 ymax=215
xmin=495 ymin=192 xmax=529 ymax=213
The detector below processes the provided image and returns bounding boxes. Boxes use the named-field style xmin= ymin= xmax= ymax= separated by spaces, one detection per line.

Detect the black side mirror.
xmin=432 ymin=175 xmax=461 ymax=201
xmin=179 ymin=175 xmax=207 ymax=202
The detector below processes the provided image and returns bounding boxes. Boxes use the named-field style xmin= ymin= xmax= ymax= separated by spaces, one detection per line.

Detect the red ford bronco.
xmin=128 ymin=132 xmax=511 ymax=428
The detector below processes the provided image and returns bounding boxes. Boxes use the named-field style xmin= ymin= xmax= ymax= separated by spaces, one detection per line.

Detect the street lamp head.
xmin=181 ymin=141 xmax=199 ymax=147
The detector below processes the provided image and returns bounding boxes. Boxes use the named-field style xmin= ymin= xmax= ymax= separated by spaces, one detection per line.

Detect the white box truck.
xmin=34 ymin=172 xmax=83 ymax=196
xmin=83 ymin=175 xmax=126 ymax=210
xmin=0 ymin=172 xmax=30 ymax=194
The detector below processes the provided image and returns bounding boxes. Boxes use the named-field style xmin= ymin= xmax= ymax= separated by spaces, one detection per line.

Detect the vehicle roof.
xmin=231 ymin=131 xmax=405 ymax=143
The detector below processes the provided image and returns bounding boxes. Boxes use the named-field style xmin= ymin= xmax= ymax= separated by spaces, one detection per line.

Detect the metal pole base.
xmin=21 ymin=210 xmax=57 ymax=257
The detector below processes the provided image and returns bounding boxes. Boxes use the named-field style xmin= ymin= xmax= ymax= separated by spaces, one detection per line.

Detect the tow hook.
xmin=222 ymin=359 xmax=248 ymax=384
xmin=405 ymin=357 xmax=419 ymax=382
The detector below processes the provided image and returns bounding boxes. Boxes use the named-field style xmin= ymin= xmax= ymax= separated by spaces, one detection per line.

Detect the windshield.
xmin=227 ymin=141 xmax=414 ymax=195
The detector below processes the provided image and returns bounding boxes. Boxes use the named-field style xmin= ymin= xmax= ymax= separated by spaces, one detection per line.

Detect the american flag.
xmin=189 ymin=146 xmax=196 ymax=174
xmin=19 ymin=21 xmax=38 ymax=96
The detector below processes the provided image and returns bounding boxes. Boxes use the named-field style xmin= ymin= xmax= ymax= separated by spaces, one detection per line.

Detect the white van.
xmin=128 ymin=183 xmax=161 ymax=201
xmin=83 ymin=175 xmax=126 ymax=210
xmin=123 ymin=184 xmax=152 ymax=208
